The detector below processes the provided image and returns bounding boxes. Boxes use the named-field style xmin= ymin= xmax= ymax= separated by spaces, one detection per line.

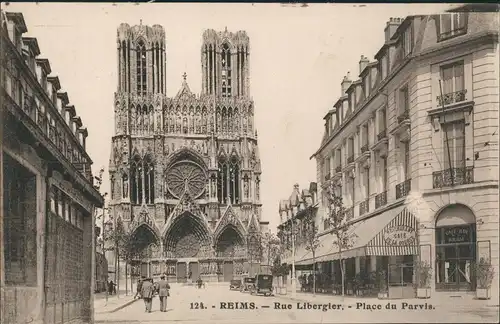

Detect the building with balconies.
xmin=1 ymin=11 xmax=104 ymax=324
xmin=302 ymin=10 xmax=498 ymax=300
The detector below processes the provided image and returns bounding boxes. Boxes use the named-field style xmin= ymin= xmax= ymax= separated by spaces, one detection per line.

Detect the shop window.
xmin=435 ymin=204 xmax=476 ymax=291
xmin=3 ymin=154 xmax=38 ymax=286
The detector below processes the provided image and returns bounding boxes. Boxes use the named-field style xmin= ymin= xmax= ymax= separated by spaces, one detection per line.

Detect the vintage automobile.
xmin=250 ymin=274 xmax=273 ymax=296
xmin=240 ymin=276 xmax=256 ymax=293
xmin=229 ymin=279 xmax=242 ymax=290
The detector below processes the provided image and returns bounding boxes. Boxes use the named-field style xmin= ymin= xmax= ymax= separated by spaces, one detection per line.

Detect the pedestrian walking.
xmin=134 ymin=276 xmax=145 ymax=299
xmin=156 ymin=275 xmax=171 ymax=312
xmin=141 ymin=278 xmax=155 ymax=313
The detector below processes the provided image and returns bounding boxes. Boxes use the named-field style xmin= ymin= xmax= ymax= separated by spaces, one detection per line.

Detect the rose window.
xmin=166 ymin=161 xmax=207 ymax=198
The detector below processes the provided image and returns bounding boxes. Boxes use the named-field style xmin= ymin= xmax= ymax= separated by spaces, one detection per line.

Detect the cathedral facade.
xmin=108 ymin=22 xmax=266 ymax=282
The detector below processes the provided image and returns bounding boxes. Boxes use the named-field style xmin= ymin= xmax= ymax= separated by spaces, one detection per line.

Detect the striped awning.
xmin=365 ymin=207 xmax=419 ymax=256
xmin=293 ymin=205 xmax=418 ymax=265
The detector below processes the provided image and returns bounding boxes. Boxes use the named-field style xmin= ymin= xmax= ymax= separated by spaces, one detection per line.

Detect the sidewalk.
xmin=94 ymin=294 xmax=138 ymax=314
xmin=274 ymin=288 xmax=496 ymax=310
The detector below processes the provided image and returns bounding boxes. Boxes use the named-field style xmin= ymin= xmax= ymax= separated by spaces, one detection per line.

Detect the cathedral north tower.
xmin=201 ymin=28 xmax=250 ymax=98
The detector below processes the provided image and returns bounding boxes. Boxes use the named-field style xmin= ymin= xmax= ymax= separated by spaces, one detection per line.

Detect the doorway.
xmin=177 ymin=262 xmax=187 ymax=283
xmin=223 ymin=261 xmax=234 ymax=282
xmin=434 ymin=204 xmax=477 ymax=291
xmin=189 ymin=262 xmax=199 ymax=280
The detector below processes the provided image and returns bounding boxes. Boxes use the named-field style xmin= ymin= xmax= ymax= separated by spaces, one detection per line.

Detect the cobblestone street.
xmin=94 ymin=285 xmax=499 ymax=323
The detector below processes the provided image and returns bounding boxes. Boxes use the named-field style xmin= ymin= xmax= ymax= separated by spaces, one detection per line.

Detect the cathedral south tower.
xmin=109 ymin=23 xmax=266 ymax=282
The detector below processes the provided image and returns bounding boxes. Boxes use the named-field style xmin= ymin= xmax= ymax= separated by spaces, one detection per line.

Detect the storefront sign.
xmin=383 ymin=225 xmax=416 ymax=246
xmin=443 ymin=226 xmax=470 ymax=244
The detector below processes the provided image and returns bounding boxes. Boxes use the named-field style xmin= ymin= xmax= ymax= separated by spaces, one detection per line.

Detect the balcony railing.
xmin=436 ymin=89 xmax=467 ymax=106
xmin=345 ymin=207 xmax=354 ymax=221
xmin=335 ymin=166 xmax=342 ymax=173
xmin=396 ymin=178 xmax=411 ymax=200
xmin=359 ymin=199 xmax=369 ymax=216
xmin=347 ymin=155 xmax=354 ymax=164
xmin=361 ymin=144 xmax=369 ymax=153
xmin=432 ymin=166 xmax=474 ymax=188
xmin=377 ymin=129 xmax=386 ymax=141
xmin=375 ymin=191 xmax=387 ymax=209
xmin=397 ymin=110 xmax=409 ymax=123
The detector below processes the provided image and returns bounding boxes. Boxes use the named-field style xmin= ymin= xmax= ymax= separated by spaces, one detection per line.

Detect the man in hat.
xmin=134 ymin=276 xmax=146 ymax=299
xmin=141 ymin=277 xmax=155 ymax=313
xmin=156 ymin=275 xmax=171 ymax=312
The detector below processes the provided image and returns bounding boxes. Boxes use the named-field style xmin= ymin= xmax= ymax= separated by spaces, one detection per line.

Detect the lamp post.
xmin=291 ymin=218 xmax=297 ymax=297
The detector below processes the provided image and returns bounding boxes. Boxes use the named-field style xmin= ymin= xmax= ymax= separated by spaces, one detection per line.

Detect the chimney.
xmin=384 ymin=17 xmax=403 ymax=43
xmin=359 ymin=55 xmax=370 ymax=75
xmin=341 ymin=72 xmax=352 ymax=94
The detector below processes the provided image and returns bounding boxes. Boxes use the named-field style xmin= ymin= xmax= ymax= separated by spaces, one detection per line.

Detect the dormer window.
xmin=402 ymin=26 xmax=413 ymax=57
xmin=381 ymin=55 xmax=388 ymax=80
xmin=364 ymin=76 xmax=370 ymax=97
xmin=439 ymin=13 xmax=467 ymax=41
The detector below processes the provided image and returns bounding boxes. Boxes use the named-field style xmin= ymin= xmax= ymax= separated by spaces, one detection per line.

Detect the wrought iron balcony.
xmin=396 ymin=178 xmax=411 ymax=200
xmin=436 ymin=89 xmax=467 ymax=106
xmin=335 ymin=166 xmax=342 ymax=173
xmin=375 ymin=191 xmax=387 ymax=209
xmin=361 ymin=144 xmax=369 ymax=153
xmin=397 ymin=110 xmax=410 ymax=124
xmin=432 ymin=166 xmax=474 ymax=188
xmin=345 ymin=207 xmax=354 ymax=221
xmin=347 ymin=154 xmax=354 ymax=164
xmin=359 ymin=199 xmax=369 ymax=216
xmin=377 ymin=129 xmax=387 ymax=141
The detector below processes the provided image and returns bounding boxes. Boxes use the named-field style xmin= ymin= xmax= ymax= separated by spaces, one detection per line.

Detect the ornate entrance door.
xmin=189 ymin=262 xmax=199 ymax=280
xmin=177 ymin=262 xmax=187 ymax=283
xmin=223 ymin=261 xmax=234 ymax=282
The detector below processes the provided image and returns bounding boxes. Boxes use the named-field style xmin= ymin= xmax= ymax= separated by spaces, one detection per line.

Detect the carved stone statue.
xmin=243 ymin=179 xmax=249 ymax=198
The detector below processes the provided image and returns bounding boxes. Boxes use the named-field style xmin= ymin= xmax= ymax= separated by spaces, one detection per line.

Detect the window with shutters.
xmin=438 ymin=61 xmax=466 ymax=106
xmin=443 ymin=121 xmax=466 ymax=169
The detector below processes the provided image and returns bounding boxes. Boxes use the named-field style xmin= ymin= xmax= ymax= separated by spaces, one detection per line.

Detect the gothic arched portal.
xmin=130 ymin=224 xmax=160 ymax=259
xmin=164 ymin=211 xmax=211 ymax=258
xmin=215 ymin=226 xmax=245 ymax=258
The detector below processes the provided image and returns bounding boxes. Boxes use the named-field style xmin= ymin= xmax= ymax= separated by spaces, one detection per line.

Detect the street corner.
xmin=95 ymin=297 xmax=139 ymax=314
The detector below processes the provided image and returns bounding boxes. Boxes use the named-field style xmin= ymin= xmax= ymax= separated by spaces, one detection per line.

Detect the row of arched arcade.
xmin=123 ymin=211 xmax=262 ymax=282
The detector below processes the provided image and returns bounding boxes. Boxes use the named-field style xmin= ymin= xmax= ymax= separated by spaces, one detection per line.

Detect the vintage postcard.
xmin=1 ymin=2 xmax=499 ymax=324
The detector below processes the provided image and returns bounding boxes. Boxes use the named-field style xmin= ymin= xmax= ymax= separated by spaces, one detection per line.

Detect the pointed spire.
xmin=140 ymin=19 xmax=143 ymax=26
xmin=182 ymin=72 xmax=187 ymax=82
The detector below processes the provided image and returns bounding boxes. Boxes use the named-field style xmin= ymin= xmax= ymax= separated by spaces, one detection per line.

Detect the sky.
xmin=6 ymin=2 xmax=455 ymax=232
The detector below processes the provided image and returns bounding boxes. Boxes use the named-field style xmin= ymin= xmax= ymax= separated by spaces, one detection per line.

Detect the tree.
xmin=304 ymin=212 xmax=321 ymax=296
xmin=93 ymin=167 xmax=108 ymax=299
xmin=326 ymin=182 xmax=357 ymax=297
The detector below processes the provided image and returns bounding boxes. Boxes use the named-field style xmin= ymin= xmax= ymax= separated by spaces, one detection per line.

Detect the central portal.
xmin=164 ymin=211 xmax=212 ymax=259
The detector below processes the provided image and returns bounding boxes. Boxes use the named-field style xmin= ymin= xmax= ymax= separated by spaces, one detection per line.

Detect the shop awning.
xmin=294 ymin=205 xmax=418 ymax=265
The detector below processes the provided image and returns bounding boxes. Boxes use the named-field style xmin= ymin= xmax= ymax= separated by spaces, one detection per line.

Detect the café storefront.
xmin=295 ymin=205 xmax=420 ymax=298
xmin=434 ymin=204 xmax=478 ymax=291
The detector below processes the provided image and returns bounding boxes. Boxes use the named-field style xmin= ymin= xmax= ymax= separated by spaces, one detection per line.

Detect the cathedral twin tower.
xmin=109 ymin=21 xmax=265 ymax=279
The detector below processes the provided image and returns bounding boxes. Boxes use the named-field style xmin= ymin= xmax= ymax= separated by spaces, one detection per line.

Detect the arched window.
xmin=136 ymin=40 xmax=147 ymax=96
xmin=221 ymin=43 xmax=232 ymax=97
xmin=130 ymin=155 xmax=155 ymax=205
xmin=144 ymin=155 xmax=155 ymax=204
xmin=130 ymin=156 xmax=142 ymax=204
xmin=217 ymin=156 xmax=240 ymax=204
